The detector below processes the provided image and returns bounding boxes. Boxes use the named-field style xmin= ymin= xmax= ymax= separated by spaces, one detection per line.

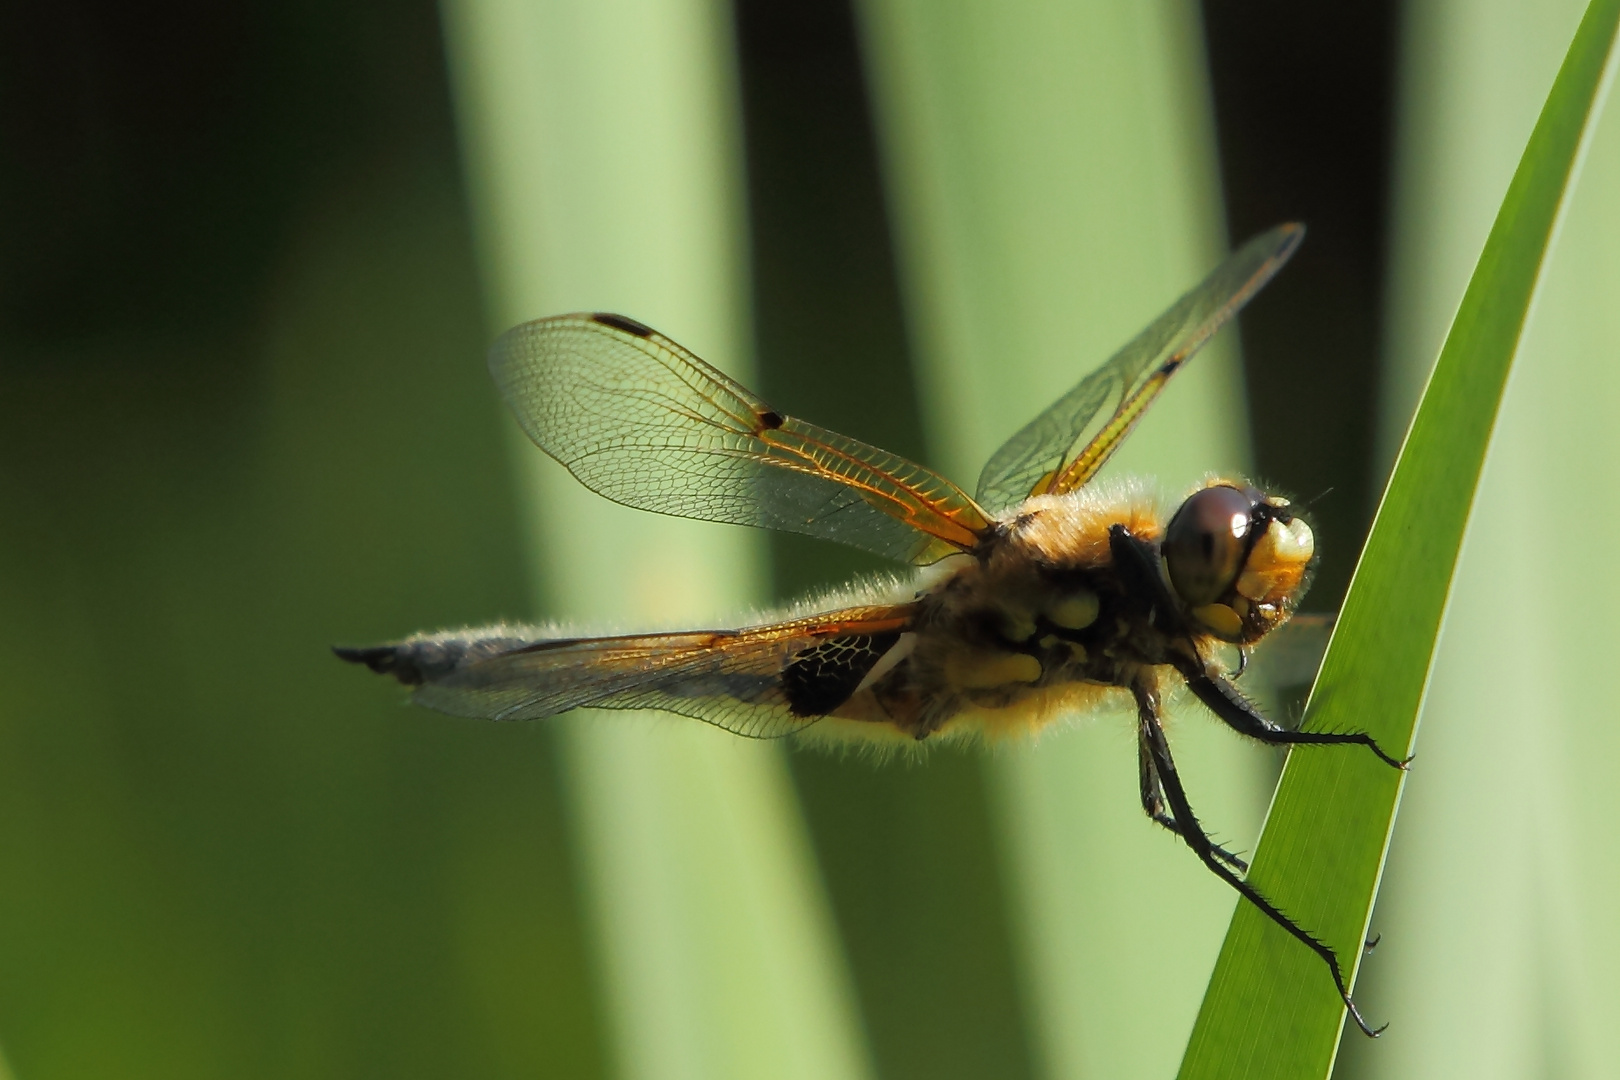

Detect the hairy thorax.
xmin=831 ymin=484 xmax=1185 ymax=742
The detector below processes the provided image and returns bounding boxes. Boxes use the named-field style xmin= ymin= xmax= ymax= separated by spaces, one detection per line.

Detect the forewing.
xmin=491 ymin=313 xmax=988 ymax=563
xmin=399 ymin=606 xmax=916 ymax=739
xmin=974 ymin=224 xmax=1304 ymax=513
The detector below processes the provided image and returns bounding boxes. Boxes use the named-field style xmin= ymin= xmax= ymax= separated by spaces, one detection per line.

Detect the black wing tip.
xmin=590 ymin=312 xmax=656 ymax=337
xmin=332 ymin=644 xmax=424 ymax=685
xmin=335 ymin=633 xmax=532 ymax=687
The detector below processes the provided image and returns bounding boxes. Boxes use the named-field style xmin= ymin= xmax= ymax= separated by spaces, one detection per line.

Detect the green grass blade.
xmin=1178 ymin=2 xmax=1620 ymax=1076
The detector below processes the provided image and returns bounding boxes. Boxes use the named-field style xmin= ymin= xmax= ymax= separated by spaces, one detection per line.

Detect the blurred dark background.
xmin=0 ymin=0 xmax=1395 ymax=1076
xmin=1201 ymin=1 xmax=1398 ymax=605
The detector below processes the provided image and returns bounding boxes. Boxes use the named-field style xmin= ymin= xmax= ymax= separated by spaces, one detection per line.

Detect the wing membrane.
xmin=360 ymin=606 xmax=916 ymax=740
xmin=491 ymin=314 xmax=988 ymax=563
xmin=974 ymin=224 xmax=1304 ymax=512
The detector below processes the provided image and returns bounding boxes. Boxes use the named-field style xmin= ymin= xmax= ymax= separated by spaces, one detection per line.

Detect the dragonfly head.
xmin=1162 ymin=481 xmax=1315 ymax=643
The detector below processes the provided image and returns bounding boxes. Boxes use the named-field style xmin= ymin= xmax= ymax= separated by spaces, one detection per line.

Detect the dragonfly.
xmin=336 ymin=223 xmax=1404 ymax=1035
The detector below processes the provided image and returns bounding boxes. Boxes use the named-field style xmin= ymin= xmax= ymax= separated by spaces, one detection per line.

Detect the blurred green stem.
xmin=855 ymin=3 xmax=1261 ymax=1078
xmin=439 ymin=0 xmax=871 ymax=1077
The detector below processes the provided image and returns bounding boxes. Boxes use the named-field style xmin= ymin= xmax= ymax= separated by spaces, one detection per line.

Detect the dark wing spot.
xmin=591 ymin=312 xmax=656 ymax=337
xmin=756 ymin=409 xmax=785 ymax=430
xmin=781 ymin=632 xmax=902 ymax=717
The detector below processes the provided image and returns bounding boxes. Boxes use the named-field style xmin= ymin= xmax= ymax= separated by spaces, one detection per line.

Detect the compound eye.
xmin=1164 ymin=485 xmax=1253 ymax=607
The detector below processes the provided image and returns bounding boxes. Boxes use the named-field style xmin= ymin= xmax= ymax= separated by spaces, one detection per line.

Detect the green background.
xmin=0 ymin=1 xmax=1614 ymax=1078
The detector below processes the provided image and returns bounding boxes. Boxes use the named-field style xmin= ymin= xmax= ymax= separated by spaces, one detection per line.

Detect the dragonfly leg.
xmin=1182 ymin=667 xmax=1410 ymax=770
xmin=1134 ymin=678 xmax=1386 ymax=1038
xmin=1137 ymin=733 xmax=1248 ymax=873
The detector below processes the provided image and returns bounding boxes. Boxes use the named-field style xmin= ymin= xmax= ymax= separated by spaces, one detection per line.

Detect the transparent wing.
xmin=491 ymin=313 xmax=989 ymax=564
xmin=338 ymin=605 xmax=917 ymax=740
xmin=974 ymin=224 xmax=1304 ymax=513
xmin=1243 ymin=611 xmax=1334 ymax=689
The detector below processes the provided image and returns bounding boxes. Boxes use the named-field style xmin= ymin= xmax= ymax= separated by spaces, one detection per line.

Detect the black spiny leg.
xmin=1133 ymin=678 xmax=1385 ymax=1038
xmin=1181 ymin=666 xmax=1410 ymax=770
xmin=1137 ymin=734 xmax=1248 ymax=873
